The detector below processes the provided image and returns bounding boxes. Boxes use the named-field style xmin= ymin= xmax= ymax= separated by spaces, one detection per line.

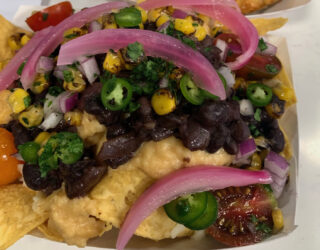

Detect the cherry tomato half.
xmin=26 ymin=1 xmax=73 ymax=31
xmin=206 ymin=185 xmax=277 ymax=247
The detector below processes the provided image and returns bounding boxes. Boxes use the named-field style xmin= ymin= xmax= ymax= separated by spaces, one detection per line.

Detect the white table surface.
xmin=4 ymin=0 xmax=320 ymax=250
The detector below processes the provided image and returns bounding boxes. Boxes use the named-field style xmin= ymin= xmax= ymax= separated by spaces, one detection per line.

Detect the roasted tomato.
xmin=206 ymin=185 xmax=277 ymax=247
xmin=26 ymin=1 xmax=73 ymax=31
xmin=235 ymin=53 xmax=282 ymax=80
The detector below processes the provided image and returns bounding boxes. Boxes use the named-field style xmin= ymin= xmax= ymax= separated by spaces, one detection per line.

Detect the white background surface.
xmin=3 ymin=0 xmax=320 ymax=249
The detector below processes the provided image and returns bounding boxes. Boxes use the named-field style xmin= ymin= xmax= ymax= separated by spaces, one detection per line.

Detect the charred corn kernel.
xmin=273 ymin=85 xmax=295 ymax=105
xmin=18 ymin=105 xmax=44 ymax=128
xmin=166 ymin=6 xmax=174 ymax=15
xmin=8 ymin=88 xmax=31 ymax=113
xmin=198 ymin=14 xmax=210 ymax=25
xmin=251 ymin=153 xmax=262 ymax=170
xmin=20 ymin=34 xmax=30 ymax=46
xmin=148 ymin=8 xmax=162 ymax=22
xmin=139 ymin=23 xmax=144 ymax=29
xmin=151 ymin=89 xmax=176 ymax=115
xmin=8 ymin=35 xmax=21 ymax=51
xmin=64 ymin=81 xmax=86 ymax=92
xmin=31 ymin=74 xmax=49 ymax=94
xmin=104 ymin=14 xmax=117 ymax=29
xmin=63 ymin=28 xmax=86 ymax=42
xmin=136 ymin=6 xmax=147 ymax=23
xmin=174 ymin=16 xmax=195 ymax=35
xmin=169 ymin=68 xmax=184 ymax=82
xmin=194 ymin=25 xmax=207 ymax=41
xmin=234 ymin=78 xmax=247 ymax=89
xmin=156 ymin=14 xmax=170 ymax=27
xmin=64 ymin=111 xmax=83 ymax=126
xmin=103 ymin=51 xmax=123 ymax=74
xmin=272 ymin=209 xmax=284 ymax=232
xmin=34 ymin=132 xmax=51 ymax=146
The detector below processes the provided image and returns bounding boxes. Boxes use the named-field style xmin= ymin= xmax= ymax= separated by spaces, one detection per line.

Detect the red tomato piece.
xmin=26 ymin=1 xmax=73 ymax=31
xmin=206 ymin=185 xmax=276 ymax=247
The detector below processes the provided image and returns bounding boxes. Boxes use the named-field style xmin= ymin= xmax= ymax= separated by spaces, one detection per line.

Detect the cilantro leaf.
xmin=127 ymin=42 xmax=144 ymax=62
xmin=63 ymin=70 xmax=74 ymax=82
xmin=265 ymin=64 xmax=279 ymax=74
xmin=17 ymin=61 xmax=26 ymax=75
xmin=254 ymin=108 xmax=262 ymax=122
xmin=48 ymin=86 xmax=64 ymax=97
xmin=42 ymin=12 xmax=49 ymax=21
xmin=258 ymin=38 xmax=268 ymax=51
xmin=23 ymin=96 xmax=31 ymax=108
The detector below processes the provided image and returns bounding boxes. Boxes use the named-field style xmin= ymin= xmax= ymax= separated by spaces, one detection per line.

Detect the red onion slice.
xmin=256 ymin=39 xmax=278 ymax=56
xmin=53 ymin=65 xmax=68 ymax=80
xmin=0 ymin=26 xmax=52 ymax=90
xmin=172 ymin=9 xmax=188 ymax=19
xmin=80 ymin=57 xmax=100 ymax=84
xmin=59 ymin=91 xmax=79 ymax=113
xmin=264 ymin=151 xmax=289 ymax=179
xmin=116 ymin=165 xmax=272 ymax=250
xmin=139 ymin=0 xmax=258 ymax=70
xmin=36 ymin=56 xmax=54 ymax=74
xmin=20 ymin=1 xmax=132 ymax=89
xmin=57 ymin=29 xmax=226 ymax=99
xmin=236 ymin=138 xmax=256 ymax=160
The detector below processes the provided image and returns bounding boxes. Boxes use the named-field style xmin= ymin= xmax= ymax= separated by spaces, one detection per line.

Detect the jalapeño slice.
xmin=180 ymin=74 xmax=204 ymax=105
xmin=101 ymin=77 xmax=133 ymax=111
xmin=114 ymin=7 xmax=142 ymax=28
xmin=185 ymin=192 xmax=218 ymax=230
xmin=246 ymin=83 xmax=273 ymax=107
xmin=164 ymin=192 xmax=208 ymax=224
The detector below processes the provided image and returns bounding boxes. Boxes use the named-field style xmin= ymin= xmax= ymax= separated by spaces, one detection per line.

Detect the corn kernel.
xmin=272 ymin=209 xmax=284 ymax=232
xmin=64 ymin=81 xmax=86 ymax=92
xmin=64 ymin=110 xmax=83 ymax=126
xmin=104 ymin=14 xmax=117 ymax=29
xmin=31 ymin=74 xmax=49 ymax=94
xmin=18 ymin=105 xmax=44 ymax=128
xmin=174 ymin=16 xmax=195 ymax=35
xmin=8 ymin=35 xmax=21 ymax=51
xmin=273 ymin=85 xmax=296 ymax=106
xmin=147 ymin=8 xmax=162 ymax=22
xmin=103 ymin=51 xmax=123 ymax=74
xmin=139 ymin=23 xmax=144 ymax=29
xmin=156 ymin=14 xmax=170 ymax=27
xmin=136 ymin=6 xmax=147 ymax=23
xmin=194 ymin=25 xmax=207 ymax=41
xmin=169 ymin=68 xmax=184 ymax=82
xmin=251 ymin=153 xmax=262 ymax=170
xmin=198 ymin=14 xmax=210 ymax=25
xmin=20 ymin=35 xmax=31 ymax=46
xmin=34 ymin=132 xmax=51 ymax=146
xmin=151 ymin=89 xmax=176 ymax=115
xmin=8 ymin=88 xmax=31 ymax=114
xmin=63 ymin=28 xmax=86 ymax=42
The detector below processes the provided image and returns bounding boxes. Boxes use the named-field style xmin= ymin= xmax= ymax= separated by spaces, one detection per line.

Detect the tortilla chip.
xmin=0 ymin=90 xmax=13 ymax=125
xmin=250 ymin=18 xmax=288 ymax=36
xmin=0 ymin=15 xmax=31 ymax=62
xmin=37 ymin=223 xmax=64 ymax=243
xmin=236 ymin=0 xmax=281 ymax=14
xmin=0 ymin=184 xmax=48 ymax=249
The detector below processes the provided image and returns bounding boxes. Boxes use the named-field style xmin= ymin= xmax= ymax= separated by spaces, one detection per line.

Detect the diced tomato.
xmin=206 ymin=185 xmax=276 ymax=247
xmin=26 ymin=1 xmax=73 ymax=31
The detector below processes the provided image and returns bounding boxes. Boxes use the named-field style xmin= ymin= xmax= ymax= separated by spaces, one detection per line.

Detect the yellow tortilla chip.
xmin=0 ymin=184 xmax=48 ymax=249
xmin=0 ymin=90 xmax=13 ymax=125
xmin=0 ymin=15 xmax=31 ymax=62
xmin=37 ymin=223 xmax=64 ymax=243
xmin=250 ymin=17 xmax=288 ymax=36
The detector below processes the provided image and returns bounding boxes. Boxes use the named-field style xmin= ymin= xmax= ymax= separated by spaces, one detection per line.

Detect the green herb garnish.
xmin=17 ymin=61 xmax=26 ymax=75
xmin=127 ymin=42 xmax=144 ymax=62
xmin=258 ymin=38 xmax=268 ymax=51
xmin=23 ymin=96 xmax=31 ymax=108
xmin=42 ymin=12 xmax=49 ymax=21
xmin=63 ymin=70 xmax=74 ymax=82
xmin=48 ymin=86 xmax=64 ymax=97
xmin=265 ymin=64 xmax=279 ymax=74
xmin=254 ymin=108 xmax=262 ymax=122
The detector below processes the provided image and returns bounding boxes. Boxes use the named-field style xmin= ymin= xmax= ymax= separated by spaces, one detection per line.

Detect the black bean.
xmin=230 ymin=119 xmax=250 ymax=143
xmin=137 ymin=97 xmax=153 ymax=122
xmin=179 ymin=119 xmax=210 ymax=151
xmin=157 ymin=113 xmax=187 ymax=129
xmin=224 ymin=136 xmax=239 ymax=155
xmin=151 ymin=127 xmax=174 ymax=141
xmin=207 ymin=125 xmax=229 ymax=153
xmin=8 ymin=121 xmax=33 ymax=146
xmin=197 ymin=101 xmax=229 ymax=126
xmin=96 ymin=132 xmax=142 ymax=164
xmin=42 ymin=170 xmax=62 ymax=196
xmin=265 ymin=128 xmax=285 ymax=153
xmin=225 ymin=100 xmax=241 ymax=122
xmin=107 ymin=124 xmax=127 ymax=139
xmin=23 ymin=164 xmax=47 ymax=190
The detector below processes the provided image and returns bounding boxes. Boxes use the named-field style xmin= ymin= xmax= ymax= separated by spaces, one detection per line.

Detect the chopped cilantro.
xmin=48 ymin=86 xmax=64 ymax=97
xmin=265 ymin=64 xmax=279 ymax=74
xmin=204 ymin=47 xmax=212 ymax=53
xmin=42 ymin=12 xmax=49 ymax=21
xmin=17 ymin=61 xmax=26 ymax=75
xmin=63 ymin=70 xmax=74 ymax=82
xmin=64 ymin=33 xmax=79 ymax=39
xmin=258 ymin=38 xmax=268 ymax=52
xmin=44 ymin=73 xmax=50 ymax=82
xmin=33 ymin=81 xmax=41 ymax=87
xmin=127 ymin=102 xmax=141 ymax=113
xmin=127 ymin=42 xmax=144 ymax=62
xmin=23 ymin=96 xmax=31 ymax=108
xmin=254 ymin=108 xmax=262 ymax=122
xmin=249 ymin=124 xmax=261 ymax=137
xmin=38 ymin=132 xmax=84 ymax=177
xmin=182 ymin=37 xmax=196 ymax=49
xmin=192 ymin=22 xmax=199 ymax=27
xmin=47 ymin=100 xmax=53 ymax=107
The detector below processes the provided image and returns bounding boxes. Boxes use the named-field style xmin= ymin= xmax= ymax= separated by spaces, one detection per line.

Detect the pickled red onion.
xmin=57 ymin=29 xmax=226 ymax=99
xmin=116 ymin=166 xmax=272 ymax=250
xmin=20 ymin=1 xmax=132 ymax=89
xmin=0 ymin=26 xmax=52 ymax=90
xmin=139 ymin=0 xmax=258 ymax=70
